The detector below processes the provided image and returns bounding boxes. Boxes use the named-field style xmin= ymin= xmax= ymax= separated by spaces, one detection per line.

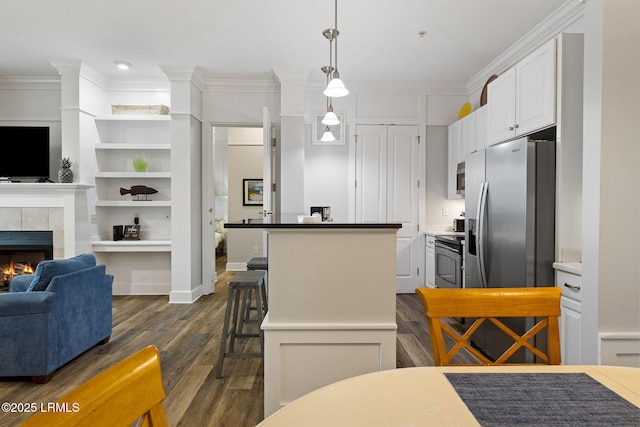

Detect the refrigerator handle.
xmin=477 ymin=182 xmax=488 ymax=287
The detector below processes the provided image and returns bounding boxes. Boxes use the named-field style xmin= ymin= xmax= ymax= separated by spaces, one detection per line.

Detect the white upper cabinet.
xmin=461 ymin=112 xmax=476 ymax=156
xmin=474 ymin=105 xmax=488 ymax=152
xmin=488 ymin=38 xmax=557 ymax=145
xmin=461 ymin=105 xmax=488 ymax=156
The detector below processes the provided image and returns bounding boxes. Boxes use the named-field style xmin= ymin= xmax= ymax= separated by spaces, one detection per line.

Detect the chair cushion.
xmin=27 ymin=254 xmax=97 ymax=292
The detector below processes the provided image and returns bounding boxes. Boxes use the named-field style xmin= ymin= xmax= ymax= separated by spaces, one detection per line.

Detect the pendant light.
xmin=320 ymin=126 xmax=336 ymax=142
xmin=322 ymin=0 xmax=348 ymax=98
xmin=321 ymin=65 xmax=340 ymax=126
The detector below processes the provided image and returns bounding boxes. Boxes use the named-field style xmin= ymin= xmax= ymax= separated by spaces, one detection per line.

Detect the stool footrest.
xmin=223 ymin=352 xmax=262 ymax=359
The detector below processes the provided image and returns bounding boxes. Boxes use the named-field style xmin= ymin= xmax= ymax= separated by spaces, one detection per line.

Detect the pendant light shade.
xmin=322 ymin=110 xmax=340 ymax=126
xmin=320 ymin=127 xmax=336 ymax=142
xmin=323 ymin=77 xmax=349 ymax=98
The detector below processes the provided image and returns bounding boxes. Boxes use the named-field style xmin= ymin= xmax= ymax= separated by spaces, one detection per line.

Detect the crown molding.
xmin=466 ymin=0 xmax=585 ymax=95
xmin=205 ymin=79 xmax=278 ymax=94
xmin=0 ymin=76 xmax=60 ymax=90
xmin=106 ymin=78 xmax=170 ymax=92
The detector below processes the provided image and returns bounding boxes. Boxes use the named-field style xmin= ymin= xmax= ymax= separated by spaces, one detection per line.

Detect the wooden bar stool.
xmin=247 ymin=256 xmax=268 ymax=271
xmin=245 ymin=256 xmax=269 ymax=320
xmin=216 ymin=270 xmax=267 ymax=378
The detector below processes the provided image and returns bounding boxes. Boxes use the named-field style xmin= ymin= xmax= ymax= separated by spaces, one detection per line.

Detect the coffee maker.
xmin=310 ymin=206 xmax=331 ymax=222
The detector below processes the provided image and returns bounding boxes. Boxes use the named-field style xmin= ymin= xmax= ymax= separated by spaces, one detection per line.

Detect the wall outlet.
xmin=90 ymin=213 xmax=97 ymax=224
xmin=253 ymin=246 xmax=259 ymax=254
xmin=442 ymin=208 xmax=449 ymax=216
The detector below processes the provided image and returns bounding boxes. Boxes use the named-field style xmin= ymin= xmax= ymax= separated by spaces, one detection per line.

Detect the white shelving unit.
xmin=91 ymin=114 xmax=172 ymax=294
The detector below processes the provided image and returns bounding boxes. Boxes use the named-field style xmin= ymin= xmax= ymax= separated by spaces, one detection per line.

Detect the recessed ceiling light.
xmin=418 ymin=31 xmax=427 ymax=38
xmin=114 ymin=60 xmax=132 ymax=70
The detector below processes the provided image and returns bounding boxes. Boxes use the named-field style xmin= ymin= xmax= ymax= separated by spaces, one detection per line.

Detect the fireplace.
xmin=0 ymin=231 xmax=53 ymax=287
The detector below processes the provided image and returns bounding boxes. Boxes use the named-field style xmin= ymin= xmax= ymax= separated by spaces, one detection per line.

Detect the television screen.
xmin=0 ymin=126 xmax=50 ymax=180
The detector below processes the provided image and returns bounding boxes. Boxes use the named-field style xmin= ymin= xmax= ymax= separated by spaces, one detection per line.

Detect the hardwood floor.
xmin=0 ymin=265 xmax=474 ymax=426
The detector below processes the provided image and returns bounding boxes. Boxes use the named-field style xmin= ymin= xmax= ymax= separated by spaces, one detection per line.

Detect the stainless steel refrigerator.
xmin=464 ymin=136 xmax=556 ymax=362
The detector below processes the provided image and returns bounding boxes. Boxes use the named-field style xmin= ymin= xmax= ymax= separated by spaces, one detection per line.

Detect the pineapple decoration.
xmin=58 ymin=157 xmax=73 ymax=183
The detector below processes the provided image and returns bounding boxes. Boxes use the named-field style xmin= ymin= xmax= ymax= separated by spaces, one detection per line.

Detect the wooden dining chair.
xmin=20 ymin=345 xmax=168 ymax=427
xmin=415 ymin=287 xmax=562 ymax=366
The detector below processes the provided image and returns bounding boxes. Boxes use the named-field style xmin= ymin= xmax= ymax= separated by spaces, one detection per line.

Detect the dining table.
xmin=257 ymin=365 xmax=640 ymax=426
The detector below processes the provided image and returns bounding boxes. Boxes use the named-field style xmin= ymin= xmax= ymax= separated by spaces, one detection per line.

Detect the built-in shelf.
xmin=94 ymin=201 xmax=171 ymax=207
xmin=95 ymin=143 xmax=171 ymax=150
xmin=95 ymin=172 xmax=171 ymax=179
xmin=92 ymin=112 xmax=172 ymax=277
xmin=92 ymin=240 xmax=171 ymax=252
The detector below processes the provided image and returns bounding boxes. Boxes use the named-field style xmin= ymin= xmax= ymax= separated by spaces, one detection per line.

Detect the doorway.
xmin=211 ymin=125 xmax=265 ymax=274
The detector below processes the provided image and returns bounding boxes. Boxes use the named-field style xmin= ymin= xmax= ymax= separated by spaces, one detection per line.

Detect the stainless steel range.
xmin=434 ymin=234 xmax=464 ymax=289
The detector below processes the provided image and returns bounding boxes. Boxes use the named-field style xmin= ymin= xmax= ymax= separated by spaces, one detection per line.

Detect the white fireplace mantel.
xmin=0 ymin=183 xmax=93 ymax=258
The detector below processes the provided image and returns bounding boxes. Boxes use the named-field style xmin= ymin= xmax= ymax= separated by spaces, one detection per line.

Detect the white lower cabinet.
xmin=560 ymin=296 xmax=582 ymax=365
xmin=555 ymin=266 xmax=582 ymax=365
xmin=425 ymin=234 xmax=436 ymax=288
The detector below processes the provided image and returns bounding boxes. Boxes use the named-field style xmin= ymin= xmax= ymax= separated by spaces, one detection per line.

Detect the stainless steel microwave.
xmin=456 ymin=162 xmax=465 ymax=196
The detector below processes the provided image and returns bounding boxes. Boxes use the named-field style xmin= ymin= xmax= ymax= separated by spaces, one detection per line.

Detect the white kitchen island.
xmin=225 ymin=219 xmax=401 ymax=417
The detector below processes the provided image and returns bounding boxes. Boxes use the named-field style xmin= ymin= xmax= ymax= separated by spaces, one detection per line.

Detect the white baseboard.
xmin=598 ymin=332 xmax=640 ymax=367
xmin=225 ymin=262 xmax=248 ymax=271
xmin=112 ymin=282 xmax=170 ymax=295
xmin=169 ymin=285 xmax=204 ymax=304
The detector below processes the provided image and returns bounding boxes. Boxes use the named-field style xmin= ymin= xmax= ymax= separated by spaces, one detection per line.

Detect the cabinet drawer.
xmin=556 ymin=270 xmax=582 ymax=302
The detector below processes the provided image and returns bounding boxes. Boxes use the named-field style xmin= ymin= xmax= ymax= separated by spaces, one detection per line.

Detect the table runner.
xmin=445 ymin=372 xmax=640 ymax=426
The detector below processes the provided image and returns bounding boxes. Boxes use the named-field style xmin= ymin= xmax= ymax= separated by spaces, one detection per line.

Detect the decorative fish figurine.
xmin=120 ymin=185 xmax=158 ymax=197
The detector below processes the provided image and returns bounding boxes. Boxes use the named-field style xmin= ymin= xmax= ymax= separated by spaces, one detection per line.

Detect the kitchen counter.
xmin=235 ymin=218 xmax=400 ymax=417
xmin=424 ymin=228 xmax=464 ymax=237
xmin=553 ymin=262 xmax=582 ymax=275
xmin=225 ymin=218 xmax=402 ymax=230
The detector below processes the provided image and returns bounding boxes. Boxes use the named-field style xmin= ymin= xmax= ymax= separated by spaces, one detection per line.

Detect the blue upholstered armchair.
xmin=0 ymin=254 xmax=113 ymax=383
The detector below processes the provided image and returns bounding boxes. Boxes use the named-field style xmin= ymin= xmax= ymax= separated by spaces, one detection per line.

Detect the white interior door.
xmin=262 ymin=107 xmax=274 ymax=254
xmin=356 ymin=125 xmax=420 ymax=293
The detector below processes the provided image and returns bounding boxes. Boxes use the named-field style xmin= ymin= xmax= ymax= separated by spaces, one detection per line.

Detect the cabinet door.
xmin=560 ymin=295 xmax=582 ymax=365
xmin=516 ymin=38 xmax=556 ymax=136
xmin=461 ymin=113 xmax=476 ymax=156
xmin=447 ymin=121 xmax=462 ymax=199
xmin=425 ymin=235 xmax=436 ymax=288
xmin=487 ymin=67 xmax=516 ymax=145
xmin=474 ymin=105 xmax=488 ymax=152
xmin=355 ymin=125 xmax=387 ymax=223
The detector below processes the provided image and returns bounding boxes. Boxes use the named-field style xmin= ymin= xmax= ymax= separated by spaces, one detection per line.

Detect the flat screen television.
xmin=0 ymin=126 xmax=50 ymax=181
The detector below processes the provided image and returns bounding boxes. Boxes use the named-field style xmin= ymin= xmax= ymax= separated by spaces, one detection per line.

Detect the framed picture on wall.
xmin=313 ymin=112 xmax=345 ymax=145
xmin=243 ymin=179 xmax=264 ymax=206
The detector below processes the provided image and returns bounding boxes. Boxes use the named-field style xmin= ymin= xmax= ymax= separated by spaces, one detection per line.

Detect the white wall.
xmin=425 ymin=125 xmax=465 ymax=228
xmin=0 ymin=81 xmax=62 ymax=182
xmin=580 ymin=0 xmax=639 ymax=366
xmin=225 ymin=127 xmax=264 ymax=269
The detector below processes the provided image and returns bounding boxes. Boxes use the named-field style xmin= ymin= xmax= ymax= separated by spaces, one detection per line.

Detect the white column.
xmin=160 ymin=66 xmax=206 ymax=303
xmin=273 ymin=69 xmax=310 ymax=216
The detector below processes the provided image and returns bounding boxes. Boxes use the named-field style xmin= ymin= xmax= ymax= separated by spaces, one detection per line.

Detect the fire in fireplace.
xmin=0 ymin=231 xmax=53 ymax=287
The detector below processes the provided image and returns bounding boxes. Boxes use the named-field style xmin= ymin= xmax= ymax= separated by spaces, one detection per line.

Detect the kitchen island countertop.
xmin=225 ymin=218 xmax=402 ymax=229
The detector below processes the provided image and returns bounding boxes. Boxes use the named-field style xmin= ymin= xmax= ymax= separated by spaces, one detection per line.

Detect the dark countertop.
xmin=224 ymin=217 xmax=402 ymax=230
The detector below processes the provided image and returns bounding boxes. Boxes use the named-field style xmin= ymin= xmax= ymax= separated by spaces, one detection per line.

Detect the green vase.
xmin=133 ymin=155 xmax=147 ymax=172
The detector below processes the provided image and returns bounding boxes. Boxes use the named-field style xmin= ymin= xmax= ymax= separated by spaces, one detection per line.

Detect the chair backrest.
xmin=415 ymin=287 xmax=561 ymax=366
xmin=21 ymin=345 xmax=168 ymax=427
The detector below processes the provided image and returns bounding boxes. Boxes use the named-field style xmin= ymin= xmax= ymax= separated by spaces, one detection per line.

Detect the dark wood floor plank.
xmin=1 ymin=268 xmax=457 ymax=426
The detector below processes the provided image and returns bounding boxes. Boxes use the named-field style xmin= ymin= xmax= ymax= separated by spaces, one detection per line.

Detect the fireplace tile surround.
xmin=0 ymin=208 xmax=64 ymax=258
xmin=0 ymin=183 xmax=93 ymax=260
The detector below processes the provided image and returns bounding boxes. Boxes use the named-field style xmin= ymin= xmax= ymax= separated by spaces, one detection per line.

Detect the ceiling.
xmin=1 ymin=0 xmax=569 ymax=89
